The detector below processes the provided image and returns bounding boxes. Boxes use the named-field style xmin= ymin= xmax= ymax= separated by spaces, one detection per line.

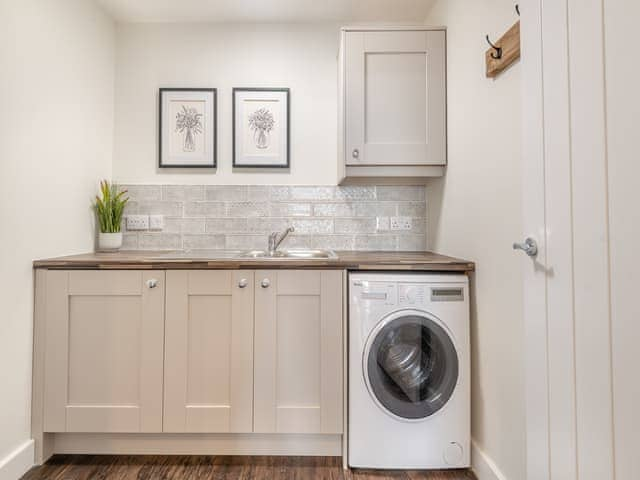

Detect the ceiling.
xmin=95 ymin=0 xmax=436 ymax=24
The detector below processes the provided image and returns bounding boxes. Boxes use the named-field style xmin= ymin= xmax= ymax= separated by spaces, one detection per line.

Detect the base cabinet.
xmin=35 ymin=268 xmax=343 ymax=454
xmin=42 ymin=270 xmax=165 ymax=433
xmin=163 ymin=270 xmax=254 ymax=433
xmin=254 ymin=270 xmax=343 ymax=434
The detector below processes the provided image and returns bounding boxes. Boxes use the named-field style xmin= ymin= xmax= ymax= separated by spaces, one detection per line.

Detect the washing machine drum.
xmin=365 ymin=313 xmax=459 ymax=420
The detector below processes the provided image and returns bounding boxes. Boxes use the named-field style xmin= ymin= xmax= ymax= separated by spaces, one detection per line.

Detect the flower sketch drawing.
xmin=248 ymin=107 xmax=275 ymax=149
xmin=175 ymin=105 xmax=203 ymax=152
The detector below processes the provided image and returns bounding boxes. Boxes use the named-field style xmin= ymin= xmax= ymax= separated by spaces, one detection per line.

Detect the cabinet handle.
xmin=352 ymin=148 xmax=360 ymax=159
xmin=146 ymin=279 xmax=158 ymax=289
xmin=238 ymin=278 xmax=248 ymax=288
xmin=261 ymin=278 xmax=271 ymax=289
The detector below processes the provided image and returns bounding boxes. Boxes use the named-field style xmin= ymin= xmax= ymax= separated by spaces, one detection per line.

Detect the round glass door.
xmin=364 ymin=313 xmax=459 ymax=420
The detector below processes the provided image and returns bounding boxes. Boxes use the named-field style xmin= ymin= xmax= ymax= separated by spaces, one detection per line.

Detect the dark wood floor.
xmin=21 ymin=455 xmax=476 ymax=480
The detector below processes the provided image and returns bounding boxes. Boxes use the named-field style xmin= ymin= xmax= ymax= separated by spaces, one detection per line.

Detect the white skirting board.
xmin=471 ymin=440 xmax=508 ymax=480
xmin=0 ymin=440 xmax=34 ymax=480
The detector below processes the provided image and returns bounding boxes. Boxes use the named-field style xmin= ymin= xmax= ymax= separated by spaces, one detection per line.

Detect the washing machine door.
xmin=364 ymin=310 xmax=459 ymax=420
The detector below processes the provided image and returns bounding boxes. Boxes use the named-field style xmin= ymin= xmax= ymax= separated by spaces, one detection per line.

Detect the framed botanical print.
xmin=233 ymin=88 xmax=290 ymax=168
xmin=159 ymin=88 xmax=217 ymax=168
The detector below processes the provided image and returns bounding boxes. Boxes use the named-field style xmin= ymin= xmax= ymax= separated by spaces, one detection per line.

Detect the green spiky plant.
xmin=94 ymin=180 xmax=129 ymax=233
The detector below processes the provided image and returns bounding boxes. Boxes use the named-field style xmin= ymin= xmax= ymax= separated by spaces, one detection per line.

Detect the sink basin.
xmin=149 ymin=249 xmax=338 ymax=261
xmin=242 ymin=249 xmax=338 ymax=260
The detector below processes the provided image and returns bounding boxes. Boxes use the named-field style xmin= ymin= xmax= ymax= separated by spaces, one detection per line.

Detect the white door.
xmin=521 ymin=1 xmax=639 ymax=479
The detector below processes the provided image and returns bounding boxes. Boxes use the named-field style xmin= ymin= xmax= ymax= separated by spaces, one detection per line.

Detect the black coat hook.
xmin=486 ymin=35 xmax=502 ymax=59
xmin=515 ymin=4 xmax=520 ymax=16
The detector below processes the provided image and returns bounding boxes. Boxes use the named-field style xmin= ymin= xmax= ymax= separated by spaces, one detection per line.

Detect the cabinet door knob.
xmin=146 ymin=279 xmax=158 ymax=289
xmin=352 ymin=148 xmax=360 ymax=159
xmin=238 ymin=278 xmax=248 ymax=288
xmin=261 ymin=278 xmax=271 ymax=289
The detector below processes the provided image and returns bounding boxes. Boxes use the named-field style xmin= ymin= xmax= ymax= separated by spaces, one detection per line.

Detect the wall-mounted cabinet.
xmin=338 ymin=26 xmax=447 ymax=183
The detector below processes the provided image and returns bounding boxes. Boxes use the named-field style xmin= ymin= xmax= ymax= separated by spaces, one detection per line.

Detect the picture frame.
xmin=233 ymin=88 xmax=290 ymax=168
xmin=159 ymin=88 xmax=217 ymax=168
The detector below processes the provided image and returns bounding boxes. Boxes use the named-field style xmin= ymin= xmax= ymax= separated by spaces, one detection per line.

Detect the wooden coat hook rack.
xmin=485 ymin=4 xmax=521 ymax=78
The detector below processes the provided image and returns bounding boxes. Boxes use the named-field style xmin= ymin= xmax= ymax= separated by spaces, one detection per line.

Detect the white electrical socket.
xmin=149 ymin=215 xmax=164 ymax=231
xmin=126 ymin=215 xmax=149 ymax=231
xmin=390 ymin=217 xmax=412 ymax=231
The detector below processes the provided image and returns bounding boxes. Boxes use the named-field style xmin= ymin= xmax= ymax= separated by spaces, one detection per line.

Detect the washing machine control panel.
xmin=398 ymin=284 xmax=427 ymax=306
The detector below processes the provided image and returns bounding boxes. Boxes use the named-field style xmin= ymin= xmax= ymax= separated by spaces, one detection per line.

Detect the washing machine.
xmin=348 ymin=272 xmax=470 ymax=469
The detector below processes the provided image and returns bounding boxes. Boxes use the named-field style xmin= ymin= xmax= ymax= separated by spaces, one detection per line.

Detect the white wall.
xmin=0 ymin=0 xmax=114 ymax=477
xmin=424 ymin=2 xmax=525 ymax=479
xmin=113 ymin=23 xmax=339 ymax=185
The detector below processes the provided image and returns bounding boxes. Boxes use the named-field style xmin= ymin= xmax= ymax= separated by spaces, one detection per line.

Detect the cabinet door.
xmin=164 ymin=270 xmax=254 ymax=433
xmin=254 ymin=270 xmax=343 ymax=434
xmin=43 ymin=270 xmax=164 ymax=432
xmin=345 ymin=30 xmax=446 ymax=166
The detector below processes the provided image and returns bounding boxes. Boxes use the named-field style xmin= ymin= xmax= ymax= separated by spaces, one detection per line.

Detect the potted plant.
xmin=94 ymin=180 xmax=129 ymax=251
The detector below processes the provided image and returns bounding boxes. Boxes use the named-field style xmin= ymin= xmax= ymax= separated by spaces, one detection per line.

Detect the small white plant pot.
xmin=98 ymin=232 xmax=123 ymax=251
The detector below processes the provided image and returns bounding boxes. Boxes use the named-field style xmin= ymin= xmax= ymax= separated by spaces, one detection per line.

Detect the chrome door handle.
xmin=261 ymin=278 xmax=271 ymax=289
xmin=352 ymin=149 xmax=360 ymax=159
xmin=513 ymin=237 xmax=538 ymax=257
xmin=238 ymin=278 xmax=248 ymax=289
xmin=146 ymin=279 xmax=158 ymax=289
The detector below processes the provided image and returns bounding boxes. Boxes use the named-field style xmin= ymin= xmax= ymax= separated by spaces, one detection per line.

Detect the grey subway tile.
xmin=225 ymin=235 xmax=266 ymax=250
xmin=334 ymin=186 xmax=376 ymax=200
xmin=269 ymin=203 xmax=312 ymax=217
xmin=162 ymin=185 xmax=205 ymax=201
xmin=289 ymin=186 xmax=334 ymax=200
xmin=184 ymin=202 xmax=225 ymax=217
xmin=139 ymin=233 xmax=182 ymax=250
xmin=291 ymin=219 xmax=333 ymax=234
xmin=399 ymin=201 xmax=427 ymax=218
xmin=205 ymin=185 xmax=248 ymax=201
xmin=355 ymin=202 xmax=397 ymax=217
xmin=136 ymin=201 xmax=183 ymax=216
xmin=247 ymin=186 xmax=272 ymax=202
xmin=313 ymin=203 xmax=357 ymax=217
xmin=335 ymin=218 xmax=376 ymax=234
xmin=205 ymin=218 xmax=248 ymax=234
xmin=226 ymin=202 xmax=269 ymax=217
xmin=376 ymin=185 xmax=426 ymax=201
xmin=354 ymin=235 xmax=397 ymax=250
xmin=183 ymin=234 xmax=225 ymax=250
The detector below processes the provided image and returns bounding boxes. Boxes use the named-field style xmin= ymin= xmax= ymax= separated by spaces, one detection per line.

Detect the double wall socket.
xmin=390 ymin=217 xmax=413 ymax=231
xmin=126 ymin=214 xmax=164 ymax=231
xmin=126 ymin=215 xmax=149 ymax=231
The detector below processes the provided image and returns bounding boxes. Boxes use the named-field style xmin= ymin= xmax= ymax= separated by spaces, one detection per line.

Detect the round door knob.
xmin=352 ymin=148 xmax=360 ymax=159
xmin=238 ymin=278 xmax=248 ymax=288
xmin=146 ymin=279 xmax=158 ymax=289
xmin=261 ymin=278 xmax=271 ymax=288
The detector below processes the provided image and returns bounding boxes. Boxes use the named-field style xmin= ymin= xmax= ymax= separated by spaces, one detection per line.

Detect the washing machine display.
xmin=364 ymin=312 xmax=459 ymax=420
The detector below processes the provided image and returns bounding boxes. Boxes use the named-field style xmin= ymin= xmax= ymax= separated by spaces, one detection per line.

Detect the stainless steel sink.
xmin=241 ymin=249 xmax=338 ymax=260
xmin=150 ymin=249 xmax=338 ymax=261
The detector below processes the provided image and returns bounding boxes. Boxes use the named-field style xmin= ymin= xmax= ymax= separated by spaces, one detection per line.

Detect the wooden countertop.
xmin=33 ymin=250 xmax=475 ymax=272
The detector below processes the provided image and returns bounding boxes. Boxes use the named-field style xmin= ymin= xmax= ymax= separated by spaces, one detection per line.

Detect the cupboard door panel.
xmin=43 ymin=270 xmax=164 ymax=433
xmin=164 ymin=270 xmax=254 ymax=433
xmin=345 ymin=29 xmax=446 ymax=167
xmin=254 ymin=270 xmax=343 ymax=434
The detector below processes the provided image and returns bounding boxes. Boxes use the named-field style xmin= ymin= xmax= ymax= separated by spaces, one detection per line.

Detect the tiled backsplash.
xmin=121 ymin=185 xmax=427 ymax=251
